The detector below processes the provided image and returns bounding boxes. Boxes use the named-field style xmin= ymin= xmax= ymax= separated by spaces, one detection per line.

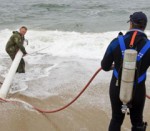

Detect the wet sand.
xmin=0 ymin=93 xmax=109 ymax=131
xmin=0 ymin=56 xmax=150 ymax=131
xmin=0 ymin=92 xmax=150 ymax=131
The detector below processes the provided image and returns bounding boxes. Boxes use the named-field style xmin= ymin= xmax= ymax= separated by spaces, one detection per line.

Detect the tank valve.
xmin=121 ymin=104 xmax=130 ymax=114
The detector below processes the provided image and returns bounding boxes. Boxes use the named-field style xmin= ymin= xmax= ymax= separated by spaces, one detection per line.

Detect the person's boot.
xmin=132 ymin=122 xmax=147 ymax=131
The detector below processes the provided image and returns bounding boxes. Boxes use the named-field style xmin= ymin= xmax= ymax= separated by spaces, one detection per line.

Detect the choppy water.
xmin=0 ymin=0 xmax=150 ymax=101
xmin=0 ymin=1 xmax=150 ymax=130
xmin=0 ymin=0 xmax=150 ymax=32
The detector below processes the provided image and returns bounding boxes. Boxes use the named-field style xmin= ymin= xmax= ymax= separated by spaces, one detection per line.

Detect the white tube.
xmin=119 ymin=49 xmax=137 ymax=105
xmin=0 ymin=40 xmax=27 ymax=98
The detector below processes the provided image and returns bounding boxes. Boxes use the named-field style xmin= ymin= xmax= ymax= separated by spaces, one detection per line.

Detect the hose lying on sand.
xmin=0 ymin=67 xmax=150 ymax=113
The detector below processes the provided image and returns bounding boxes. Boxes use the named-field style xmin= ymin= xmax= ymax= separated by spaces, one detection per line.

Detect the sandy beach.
xmin=0 ymin=55 xmax=150 ymax=131
xmin=0 ymin=0 xmax=150 ymax=130
xmin=0 ymin=94 xmax=109 ymax=131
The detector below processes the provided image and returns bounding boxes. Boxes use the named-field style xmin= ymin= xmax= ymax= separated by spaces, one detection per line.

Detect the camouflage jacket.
xmin=6 ymin=31 xmax=27 ymax=55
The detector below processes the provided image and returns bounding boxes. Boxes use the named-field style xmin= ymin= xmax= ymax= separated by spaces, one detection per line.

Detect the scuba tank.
xmin=115 ymin=31 xmax=150 ymax=114
xmin=119 ymin=49 xmax=137 ymax=113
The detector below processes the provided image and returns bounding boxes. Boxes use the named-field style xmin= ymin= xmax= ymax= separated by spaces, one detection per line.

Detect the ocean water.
xmin=0 ymin=0 xmax=150 ymax=102
xmin=0 ymin=0 xmax=150 ymax=104
xmin=0 ymin=29 xmax=118 ymax=97
xmin=0 ymin=0 xmax=150 ymax=32
xmin=0 ymin=1 xmax=150 ymax=130
xmin=1 ymin=0 xmax=150 ymax=58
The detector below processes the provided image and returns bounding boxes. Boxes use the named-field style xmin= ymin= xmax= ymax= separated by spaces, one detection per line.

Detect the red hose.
xmin=1 ymin=67 xmax=150 ymax=113
xmin=33 ymin=67 xmax=102 ymax=113
xmin=146 ymin=94 xmax=150 ymax=99
xmin=33 ymin=67 xmax=150 ymax=113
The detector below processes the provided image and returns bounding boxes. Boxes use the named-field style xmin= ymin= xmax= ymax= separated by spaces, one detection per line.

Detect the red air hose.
xmin=33 ymin=67 xmax=102 ymax=113
xmin=146 ymin=94 xmax=150 ymax=99
xmin=0 ymin=68 xmax=102 ymax=113
xmin=0 ymin=67 xmax=150 ymax=113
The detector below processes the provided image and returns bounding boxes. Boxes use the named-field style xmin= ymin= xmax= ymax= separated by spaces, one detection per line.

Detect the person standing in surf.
xmin=101 ymin=12 xmax=149 ymax=131
xmin=6 ymin=26 xmax=28 ymax=73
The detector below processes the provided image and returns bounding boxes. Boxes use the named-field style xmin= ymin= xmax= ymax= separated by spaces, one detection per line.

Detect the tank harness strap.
xmin=113 ymin=35 xmax=150 ymax=84
xmin=138 ymin=73 xmax=146 ymax=83
xmin=118 ymin=35 xmax=126 ymax=57
xmin=137 ymin=40 xmax=150 ymax=83
xmin=113 ymin=35 xmax=125 ymax=84
xmin=113 ymin=68 xmax=118 ymax=79
xmin=137 ymin=40 xmax=150 ymax=61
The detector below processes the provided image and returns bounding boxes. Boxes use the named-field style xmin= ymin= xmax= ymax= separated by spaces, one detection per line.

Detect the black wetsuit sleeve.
xmin=101 ymin=40 xmax=116 ymax=71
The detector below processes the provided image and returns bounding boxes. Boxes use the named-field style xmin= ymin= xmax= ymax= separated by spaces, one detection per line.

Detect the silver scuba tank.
xmin=119 ymin=49 xmax=137 ymax=113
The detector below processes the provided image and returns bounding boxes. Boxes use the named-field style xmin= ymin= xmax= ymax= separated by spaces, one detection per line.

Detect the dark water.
xmin=0 ymin=0 xmax=150 ymax=32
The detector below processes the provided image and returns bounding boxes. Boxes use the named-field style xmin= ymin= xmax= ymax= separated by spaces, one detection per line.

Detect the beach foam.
xmin=0 ymin=29 xmax=150 ymax=131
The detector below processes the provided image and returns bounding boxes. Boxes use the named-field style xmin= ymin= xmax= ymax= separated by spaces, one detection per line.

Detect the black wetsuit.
xmin=101 ymin=29 xmax=150 ymax=131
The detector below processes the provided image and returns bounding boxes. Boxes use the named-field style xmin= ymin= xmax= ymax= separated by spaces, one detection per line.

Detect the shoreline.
xmin=0 ymin=56 xmax=150 ymax=131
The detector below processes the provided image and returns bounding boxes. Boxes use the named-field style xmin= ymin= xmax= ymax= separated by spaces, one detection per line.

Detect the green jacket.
xmin=6 ymin=31 xmax=27 ymax=55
